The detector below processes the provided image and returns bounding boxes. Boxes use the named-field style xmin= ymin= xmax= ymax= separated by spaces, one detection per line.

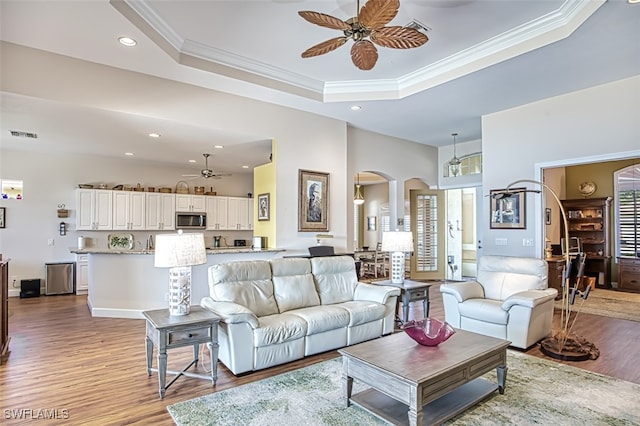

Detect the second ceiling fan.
xmin=183 ymin=153 xmax=231 ymax=179
xmin=298 ymin=0 xmax=428 ymax=70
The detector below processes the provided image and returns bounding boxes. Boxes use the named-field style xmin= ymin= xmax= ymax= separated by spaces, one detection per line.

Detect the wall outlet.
xmin=47 ymin=238 xmax=54 ymax=246
xmin=495 ymin=238 xmax=508 ymax=246
xmin=522 ymin=238 xmax=534 ymax=247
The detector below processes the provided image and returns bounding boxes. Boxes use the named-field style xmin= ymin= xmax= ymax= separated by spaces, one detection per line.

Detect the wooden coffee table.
xmin=338 ymin=330 xmax=510 ymax=425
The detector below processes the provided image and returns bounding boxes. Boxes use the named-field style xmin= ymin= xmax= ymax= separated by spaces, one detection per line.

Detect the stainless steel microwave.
xmin=175 ymin=212 xmax=207 ymax=229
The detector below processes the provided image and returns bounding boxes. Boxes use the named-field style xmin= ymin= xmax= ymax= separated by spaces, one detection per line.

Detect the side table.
xmin=143 ymin=306 xmax=220 ymax=398
xmin=373 ymin=279 xmax=433 ymax=323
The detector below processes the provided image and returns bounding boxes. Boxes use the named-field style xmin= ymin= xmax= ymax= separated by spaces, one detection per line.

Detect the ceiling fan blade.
xmin=298 ymin=11 xmax=351 ymax=31
xmin=370 ymin=26 xmax=428 ymax=49
xmin=351 ymin=40 xmax=378 ymax=70
xmin=302 ymin=37 xmax=348 ymax=58
xmin=358 ymin=0 xmax=399 ymax=30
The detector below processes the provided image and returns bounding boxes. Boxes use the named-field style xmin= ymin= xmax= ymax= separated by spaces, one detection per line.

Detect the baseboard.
xmin=89 ymin=306 xmax=145 ymax=319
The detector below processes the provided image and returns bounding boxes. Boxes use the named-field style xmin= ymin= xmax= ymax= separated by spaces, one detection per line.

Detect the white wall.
xmin=481 ymin=75 xmax=640 ymax=258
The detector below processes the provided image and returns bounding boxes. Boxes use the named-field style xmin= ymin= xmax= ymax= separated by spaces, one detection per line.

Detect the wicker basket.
xmin=175 ymin=181 xmax=190 ymax=194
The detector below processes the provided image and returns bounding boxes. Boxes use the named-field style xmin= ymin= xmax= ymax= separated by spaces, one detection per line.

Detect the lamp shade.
xmin=381 ymin=231 xmax=414 ymax=253
xmin=154 ymin=232 xmax=207 ymax=268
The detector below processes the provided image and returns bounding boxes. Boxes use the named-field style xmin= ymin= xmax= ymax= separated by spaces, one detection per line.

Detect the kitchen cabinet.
xmin=175 ymin=194 xmax=206 ymax=212
xmin=228 ymin=197 xmax=252 ymax=230
xmin=76 ymin=254 xmax=89 ymax=294
xmin=112 ymin=191 xmax=146 ymax=230
xmin=146 ymin=193 xmax=176 ymax=230
xmin=76 ymin=189 xmax=113 ymax=230
xmin=206 ymin=196 xmax=228 ymax=230
xmin=561 ymin=197 xmax=612 ymax=288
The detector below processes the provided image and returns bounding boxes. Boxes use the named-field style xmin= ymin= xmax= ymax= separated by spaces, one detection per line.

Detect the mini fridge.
xmin=45 ymin=262 xmax=75 ymax=295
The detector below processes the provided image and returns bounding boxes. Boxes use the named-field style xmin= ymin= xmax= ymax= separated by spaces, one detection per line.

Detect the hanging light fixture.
xmin=354 ymin=173 xmax=365 ymax=205
xmin=448 ymin=132 xmax=461 ymax=177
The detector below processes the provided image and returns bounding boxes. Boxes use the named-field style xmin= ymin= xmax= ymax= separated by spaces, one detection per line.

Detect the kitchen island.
xmin=70 ymin=248 xmax=285 ymax=318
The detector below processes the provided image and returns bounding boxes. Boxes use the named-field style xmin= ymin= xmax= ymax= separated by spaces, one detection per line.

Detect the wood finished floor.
xmin=2 ymin=286 xmax=639 ymax=425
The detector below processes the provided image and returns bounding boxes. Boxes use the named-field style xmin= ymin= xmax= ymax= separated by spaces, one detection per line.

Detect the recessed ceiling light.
xmin=118 ymin=37 xmax=137 ymax=47
xmin=214 ymin=145 xmax=224 ymax=149
xmin=125 ymin=152 xmax=135 ymax=156
xmin=350 ymin=105 xmax=362 ymax=111
xmin=148 ymin=133 xmax=160 ymax=138
xmin=242 ymin=165 xmax=249 ymax=169
xmin=188 ymin=159 xmax=197 ymax=163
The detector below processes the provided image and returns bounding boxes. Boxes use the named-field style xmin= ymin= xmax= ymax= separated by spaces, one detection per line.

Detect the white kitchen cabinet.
xmin=206 ymin=196 xmax=228 ymax=230
xmin=175 ymin=194 xmax=206 ymax=212
xmin=76 ymin=254 xmax=89 ymax=294
xmin=146 ymin=193 xmax=176 ymax=230
xmin=112 ymin=191 xmax=146 ymax=230
xmin=76 ymin=189 xmax=113 ymax=230
xmin=228 ymin=197 xmax=252 ymax=230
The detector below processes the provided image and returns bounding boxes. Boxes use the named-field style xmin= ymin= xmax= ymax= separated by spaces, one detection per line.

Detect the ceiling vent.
xmin=405 ymin=19 xmax=431 ymax=36
xmin=9 ymin=130 xmax=38 ymax=139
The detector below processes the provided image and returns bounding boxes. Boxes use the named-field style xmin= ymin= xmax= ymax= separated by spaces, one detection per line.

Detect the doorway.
xmin=445 ymin=187 xmax=481 ymax=281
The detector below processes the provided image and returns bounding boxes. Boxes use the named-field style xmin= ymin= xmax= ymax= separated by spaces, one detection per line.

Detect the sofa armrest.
xmin=501 ymin=288 xmax=558 ymax=310
xmin=200 ymin=297 xmax=259 ymax=328
xmin=354 ymin=282 xmax=401 ymax=304
xmin=439 ymin=281 xmax=484 ymax=303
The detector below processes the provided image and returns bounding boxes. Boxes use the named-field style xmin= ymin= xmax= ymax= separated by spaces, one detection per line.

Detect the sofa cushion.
xmin=477 ymin=255 xmax=548 ymax=301
xmin=310 ymin=256 xmax=358 ymax=305
xmin=459 ymin=299 xmax=508 ymax=325
xmin=209 ymin=260 xmax=278 ymax=317
xmin=288 ymin=305 xmax=350 ymax=335
xmin=336 ymin=300 xmax=386 ymax=326
xmin=253 ymin=313 xmax=307 ymax=347
xmin=270 ymin=258 xmax=320 ymax=313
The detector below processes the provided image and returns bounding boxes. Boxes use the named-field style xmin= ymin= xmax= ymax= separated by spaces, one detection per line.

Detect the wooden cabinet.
xmin=76 ymin=189 xmax=113 ymax=230
xmin=206 ymin=196 xmax=228 ymax=230
xmin=546 ymin=257 xmax=564 ymax=298
xmin=146 ymin=193 xmax=176 ymax=230
xmin=561 ymin=197 xmax=612 ymax=288
xmin=618 ymin=257 xmax=640 ymax=293
xmin=1 ymin=259 xmax=9 ymax=364
xmin=175 ymin=194 xmax=206 ymax=212
xmin=112 ymin=191 xmax=146 ymax=230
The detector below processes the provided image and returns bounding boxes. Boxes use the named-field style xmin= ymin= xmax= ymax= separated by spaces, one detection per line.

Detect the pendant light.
xmin=354 ymin=173 xmax=365 ymax=205
xmin=448 ymin=132 xmax=461 ymax=177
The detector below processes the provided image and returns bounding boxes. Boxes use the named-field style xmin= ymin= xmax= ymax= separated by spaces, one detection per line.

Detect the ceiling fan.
xmin=182 ymin=154 xmax=231 ymax=179
xmin=298 ymin=0 xmax=428 ymax=70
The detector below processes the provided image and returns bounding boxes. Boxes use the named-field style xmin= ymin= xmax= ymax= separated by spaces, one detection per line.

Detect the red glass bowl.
xmin=401 ymin=318 xmax=455 ymax=346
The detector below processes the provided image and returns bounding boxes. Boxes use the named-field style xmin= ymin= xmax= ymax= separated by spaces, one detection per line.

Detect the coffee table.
xmin=338 ymin=330 xmax=510 ymax=425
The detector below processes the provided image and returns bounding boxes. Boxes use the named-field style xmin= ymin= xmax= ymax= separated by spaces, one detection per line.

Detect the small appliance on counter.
xmin=213 ymin=236 xmax=222 ymax=248
xmin=252 ymin=236 xmax=267 ymax=250
xmin=234 ymin=239 xmax=247 ymax=247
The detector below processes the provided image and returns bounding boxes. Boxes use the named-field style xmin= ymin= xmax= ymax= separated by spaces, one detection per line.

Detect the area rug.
xmin=167 ymin=351 xmax=640 ymax=426
xmin=555 ymin=289 xmax=640 ymax=322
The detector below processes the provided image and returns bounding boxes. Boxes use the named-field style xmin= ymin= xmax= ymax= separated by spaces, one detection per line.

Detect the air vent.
xmin=9 ymin=130 xmax=38 ymax=139
xmin=405 ymin=19 xmax=431 ymax=36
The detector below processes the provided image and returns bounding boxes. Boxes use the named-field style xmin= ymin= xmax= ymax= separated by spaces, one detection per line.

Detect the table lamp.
xmin=154 ymin=231 xmax=207 ymax=316
xmin=381 ymin=231 xmax=414 ymax=284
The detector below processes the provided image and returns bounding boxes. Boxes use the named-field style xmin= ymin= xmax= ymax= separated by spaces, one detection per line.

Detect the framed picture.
xmin=298 ymin=169 xmax=329 ymax=232
xmin=257 ymin=193 xmax=270 ymax=221
xmin=367 ymin=216 xmax=377 ymax=231
xmin=545 ymin=208 xmax=552 ymax=225
xmin=490 ymin=188 xmax=526 ymax=229
xmin=0 ymin=207 xmax=4 ymax=228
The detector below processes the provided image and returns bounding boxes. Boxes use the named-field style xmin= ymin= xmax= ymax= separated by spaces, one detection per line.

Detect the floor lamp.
xmin=154 ymin=231 xmax=207 ymax=316
xmin=381 ymin=231 xmax=413 ymax=284
xmin=496 ymin=179 xmax=597 ymax=361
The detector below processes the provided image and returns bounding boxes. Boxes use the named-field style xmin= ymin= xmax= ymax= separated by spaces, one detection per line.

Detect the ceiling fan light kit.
xmin=299 ymin=0 xmax=428 ymax=70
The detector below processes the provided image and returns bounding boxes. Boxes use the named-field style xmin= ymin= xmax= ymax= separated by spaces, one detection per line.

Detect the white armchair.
xmin=440 ymin=255 xmax=557 ymax=349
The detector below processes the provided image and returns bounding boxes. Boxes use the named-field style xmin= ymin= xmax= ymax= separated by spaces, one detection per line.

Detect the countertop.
xmin=70 ymin=248 xmax=284 ymax=255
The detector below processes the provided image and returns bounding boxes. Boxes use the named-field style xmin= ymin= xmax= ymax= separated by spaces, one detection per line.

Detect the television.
xmin=561 ymin=237 xmax=582 ymax=256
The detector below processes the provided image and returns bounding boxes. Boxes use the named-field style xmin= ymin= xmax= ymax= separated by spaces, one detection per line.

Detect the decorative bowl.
xmin=400 ymin=318 xmax=455 ymax=346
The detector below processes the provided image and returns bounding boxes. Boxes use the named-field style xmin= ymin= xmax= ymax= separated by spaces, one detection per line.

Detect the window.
xmin=415 ymin=194 xmax=438 ymax=272
xmin=444 ymin=153 xmax=483 ymax=177
xmin=615 ymin=164 xmax=640 ymax=257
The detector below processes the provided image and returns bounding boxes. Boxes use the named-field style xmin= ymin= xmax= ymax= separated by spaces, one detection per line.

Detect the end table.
xmin=373 ymin=279 xmax=434 ymax=323
xmin=143 ymin=306 xmax=220 ymax=398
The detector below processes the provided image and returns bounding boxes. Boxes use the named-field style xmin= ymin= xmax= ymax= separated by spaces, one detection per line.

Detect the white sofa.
xmin=201 ymin=255 xmax=400 ymax=375
xmin=440 ymin=255 xmax=558 ymax=349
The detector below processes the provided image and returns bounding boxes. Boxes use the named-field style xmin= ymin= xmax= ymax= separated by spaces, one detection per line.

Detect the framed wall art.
xmin=490 ymin=188 xmax=526 ymax=229
xmin=0 ymin=207 xmax=5 ymax=228
xmin=257 ymin=193 xmax=270 ymax=221
xmin=298 ymin=169 xmax=329 ymax=232
xmin=367 ymin=216 xmax=377 ymax=231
